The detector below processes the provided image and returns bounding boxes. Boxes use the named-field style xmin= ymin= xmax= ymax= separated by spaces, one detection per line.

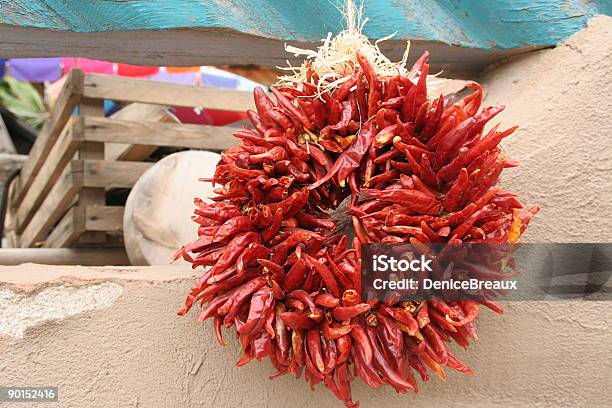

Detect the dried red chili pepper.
xmin=364 ymin=188 xmax=442 ymax=215
xmin=261 ymin=208 xmax=283 ymax=242
xmin=280 ymin=311 xmax=316 ymax=330
xmin=315 ymin=293 xmax=341 ymax=308
xmin=446 ymin=300 xmax=479 ymax=326
xmin=271 ymin=88 xmax=314 ymax=129
xmin=332 ymin=303 xmax=371 ymax=321
xmin=442 ymin=168 xmax=469 ymax=212
xmin=303 ymin=254 xmax=341 ymax=298
xmin=309 ymin=120 xmax=377 ymax=189
xmin=323 ymin=319 xmax=353 ymax=339
xmin=365 ymin=326 xmax=416 ymax=393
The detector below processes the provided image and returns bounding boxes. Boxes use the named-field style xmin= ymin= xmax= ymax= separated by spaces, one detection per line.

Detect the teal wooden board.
xmin=0 ymin=0 xmax=610 ymax=50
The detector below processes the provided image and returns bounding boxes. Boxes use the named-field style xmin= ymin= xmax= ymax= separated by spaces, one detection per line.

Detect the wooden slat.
xmin=17 ymin=159 xmax=149 ymax=248
xmin=0 ymin=114 xmax=16 ymax=153
xmin=14 ymin=118 xmax=83 ymax=234
xmin=80 ymin=160 xmax=152 ymax=188
xmin=3 ymin=180 xmax=20 ymax=248
xmin=106 ymin=103 xmax=179 ymax=161
xmin=12 ymin=69 xmax=83 ymax=206
xmin=0 ymin=248 xmax=130 ymax=266
xmin=83 ymin=73 xmax=254 ymax=112
xmin=84 ymin=206 xmax=124 ymax=232
xmin=77 ymin=99 xmax=106 ymax=244
xmin=42 ymin=206 xmax=124 ymax=248
xmin=82 ymin=116 xmax=238 ymax=151
xmin=43 ymin=207 xmax=84 ymax=248
xmin=18 ymin=162 xmax=83 ymax=248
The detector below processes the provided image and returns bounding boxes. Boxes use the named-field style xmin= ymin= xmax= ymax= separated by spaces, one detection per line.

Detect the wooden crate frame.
xmin=7 ymin=69 xmax=254 ymax=248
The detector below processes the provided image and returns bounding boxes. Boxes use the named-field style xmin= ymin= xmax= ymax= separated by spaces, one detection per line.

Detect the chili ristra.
xmin=175 ymin=49 xmax=538 ymax=407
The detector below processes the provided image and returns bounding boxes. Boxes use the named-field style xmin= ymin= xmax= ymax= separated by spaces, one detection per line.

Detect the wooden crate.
xmin=6 ymin=69 xmax=254 ymax=248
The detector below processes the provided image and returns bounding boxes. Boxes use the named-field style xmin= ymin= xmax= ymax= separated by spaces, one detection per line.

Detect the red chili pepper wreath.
xmin=175 ymin=51 xmax=539 ymax=407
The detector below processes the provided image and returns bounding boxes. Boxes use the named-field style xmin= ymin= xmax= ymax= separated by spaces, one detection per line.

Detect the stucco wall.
xmin=0 ymin=266 xmax=610 ymax=408
xmin=1 ymin=15 xmax=611 ymax=408
xmin=481 ymin=15 xmax=612 ymax=243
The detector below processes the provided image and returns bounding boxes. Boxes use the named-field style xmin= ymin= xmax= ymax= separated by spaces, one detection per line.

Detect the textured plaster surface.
xmin=1 ymin=15 xmax=612 ymax=408
xmin=480 ymin=15 xmax=612 ymax=243
xmin=0 ymin=271 xmax=610 ymax=408
xmin=0 ymin=283 xmax=123 ymax=338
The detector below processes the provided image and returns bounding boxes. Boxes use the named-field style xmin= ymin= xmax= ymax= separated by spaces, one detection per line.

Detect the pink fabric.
xmin=62 ymin=58 xmax=114 ymax=75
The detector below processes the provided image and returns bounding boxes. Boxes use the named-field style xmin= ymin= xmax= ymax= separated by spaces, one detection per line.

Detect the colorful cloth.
xmin=117 ymin=64 xmax=158 ymax=77
xmin=62 ymin=58 xmax=114 ymax=75
xmin=200 ymin=67 xmax=239 ymax=89
xmin=9 ymin=58 xmax=62 ymax=82
xmin=148 ymin=70 xmax=198 ymax=85
xmin=167 ymin=66 xmax=200 ymax=73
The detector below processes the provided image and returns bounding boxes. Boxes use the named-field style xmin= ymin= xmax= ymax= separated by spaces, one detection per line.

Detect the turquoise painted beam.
xmin=1 ymin=0 xmax=609 ymax=48
xmin=0 ymin=1 xmax=609 ymax=75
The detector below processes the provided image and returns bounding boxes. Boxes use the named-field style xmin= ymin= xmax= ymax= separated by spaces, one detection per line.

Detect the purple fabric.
xmin=0 ymin=60 xmax=6 ymax=78
xmin=9 ymin=58 xmax=62 ymax=82
xmin=148 ymin=70 xmax=197 ymax=85
xmin=201 ymin=72 xmax=238 ymax=89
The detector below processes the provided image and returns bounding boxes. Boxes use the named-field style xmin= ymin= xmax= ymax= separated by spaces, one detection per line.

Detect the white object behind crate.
xmin=123 ymin=150 xmax=220 ymax=266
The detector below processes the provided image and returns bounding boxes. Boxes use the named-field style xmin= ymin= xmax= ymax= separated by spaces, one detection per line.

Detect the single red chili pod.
xmin=315 ymin=293 xmax=341 ymax=308
xmin=287 ymin=289 xmax=317 ymax=313
xmin=303 ymin=254 xmax=341 ymax=298
xmin=212 ymin=216 xmax=253 ymax=243
xmin=286 ymin=298 xmax=305 ymax=313
xmin=283 ymin=260 xmax=307 ymax=292
xmin=332 ymin=303 xmax=371 ymax=321
xmin=238 ymin=286 xmax=274 ymax=336
xmin=196 ymin=294 xmax=230 ymax=323
xmin=322 ymin=335 xmax=338 ymax=374
xmin=335 ymin=334 xmax=352 ymax=365
xmin=261 ymin=208 xmax=283 ymax=242
xmin=445 ymin=353 xmax=474 ymax=376
xmin=446 ymin=300 xmax=479 ymax=326
xmin=428 ymin=308 xmax=457 ymax=333
xmin=422 ymin=324 xmax=448 ymax=364
xmin=416 ymin=301 xmax=430 ymax=329
xmin=365 ymin=325 xmax=416 ymax=393
xmin=246 ymin=110 xmax=267 ymax=135
xmin=477 ymin=300 xmax=504 ymax=314
xmin=350 ymin=324 xmax=373 ymax=366
xmin=306 ymin=328 xmax=326 ymax=373
xmin=443 ymin=168 xmax=469 ymax=212
xmin=375 ymin=313 xmax=404 ymax=362
xmin=280 ymin=312 xmax=316 ymax=330
xmin=322 ymin=319 xmax=354 ymax=340
xmin=342 ymin=289 xmax=360 ymax=306
xmin=420 ymin=351 xmax=446 ymax=381
xmin=274 ymin=303 xmax=290 ymax=360
xmin=291 ymin=329 xmax=305 ymax=368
